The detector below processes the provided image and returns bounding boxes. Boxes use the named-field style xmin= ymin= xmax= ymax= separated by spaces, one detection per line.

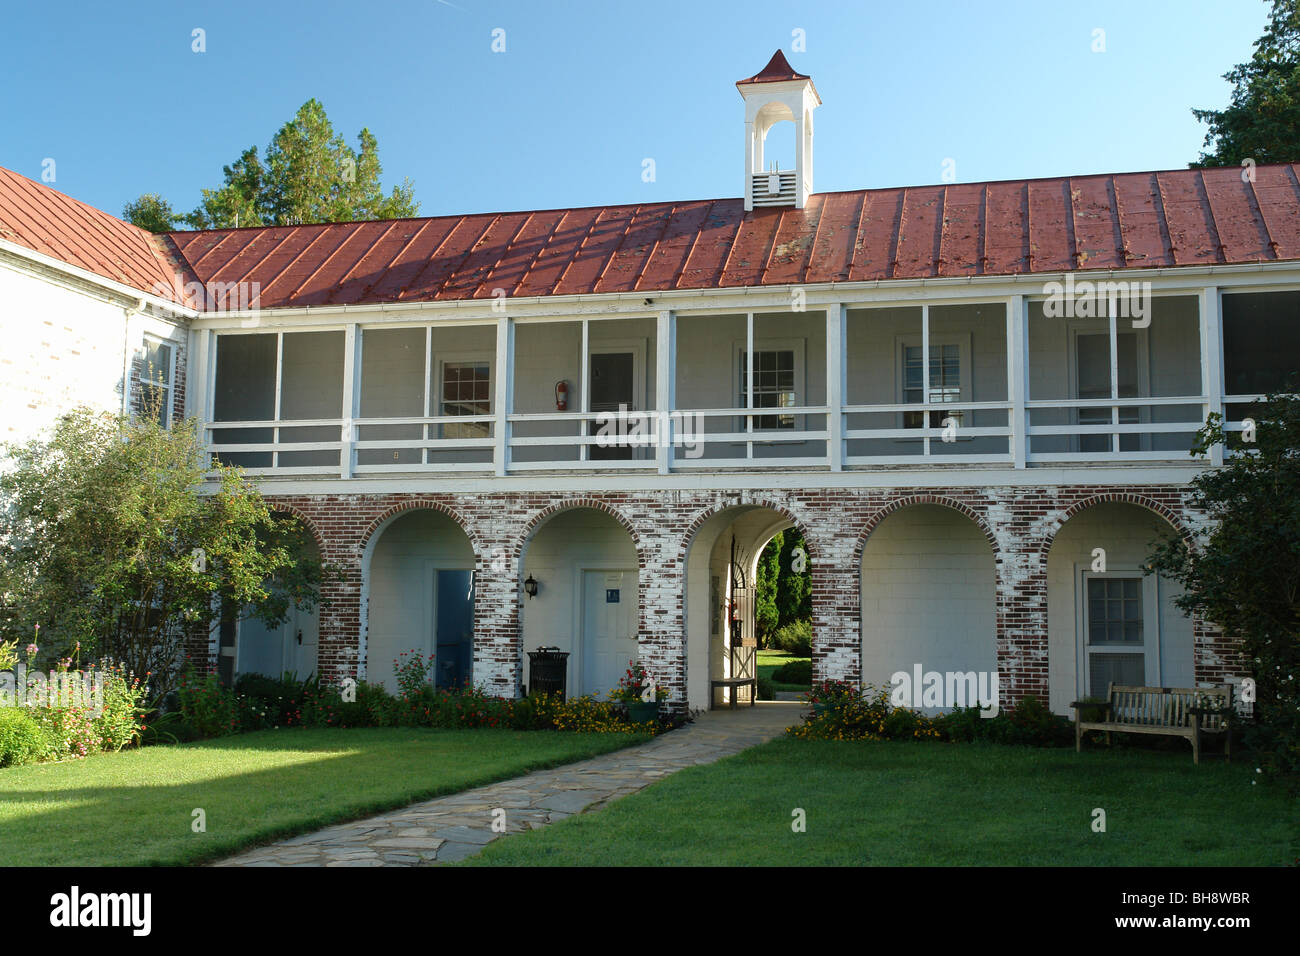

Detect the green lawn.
xmin=0 ymin=728 xmax=648 ymax=866
xmin=757 ymin=649 xmax=810 ymax=693
xmin=466 ymin=737 xmax=1299 ymax=866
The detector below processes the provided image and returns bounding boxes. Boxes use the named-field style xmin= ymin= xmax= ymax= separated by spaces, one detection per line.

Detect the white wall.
xmin=1047 ymin=502 xmax=1193 ymax=714
xmin=0 ymin=260 xmax=185 ymax=448
xmin=860 ymin=505 xmax=996 ymax=705
xmin=366 ymin=509 xmax=475 ymax=691
xmin=521 ymin=508 xmax=637 ymax=695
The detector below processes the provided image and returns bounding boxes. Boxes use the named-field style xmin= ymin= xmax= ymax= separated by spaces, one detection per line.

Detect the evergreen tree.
xmin=1193 ymin=0 xmax=1300 ymax=166
xmin=183 ymin=100 xmax=418 ymax=229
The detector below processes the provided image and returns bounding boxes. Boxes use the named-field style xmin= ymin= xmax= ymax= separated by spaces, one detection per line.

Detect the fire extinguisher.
xmin=554 ymin=380 xmax=568 ymax=411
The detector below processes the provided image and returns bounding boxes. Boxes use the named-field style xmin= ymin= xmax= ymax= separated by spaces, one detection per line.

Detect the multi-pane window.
xmin=903 ymin=343 xmax=961 ymax=428
xmin=739 ymin=349 xmax=796 ymax=429
xmin=139 ymin=340 xmax=173 ymax=427
xmin=1086 ymin=577 xmax=1145 ymax=695
xmin=441 ymin=361 xmax=491 ymax=438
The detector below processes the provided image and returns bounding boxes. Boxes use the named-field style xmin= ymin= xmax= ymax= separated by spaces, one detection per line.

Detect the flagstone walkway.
xmin=213 ymin=702 xmax=801 ymax=867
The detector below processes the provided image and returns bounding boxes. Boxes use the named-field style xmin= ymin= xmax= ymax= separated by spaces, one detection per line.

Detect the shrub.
xmin=770 ymin=620 xmax=812 ymax=657
xmin=95 ymin=665 xmax=147 ymax=751
xmin=394 ymin=651 xmax=435 ymax=699
xmin=772 ymin=659 xmax=812 ymax=685
xmin=233 ymin=672 xmax=303 ymax=727
xmin=756 ymin=677 xmax=775 ymax=701
xmin=357 ymin=681 xmax=398 ymax=727
xmin=30 ymin=705 xmax=100 ymax=759
xmin=982 ymin=695 xmax=1073 ymax=747
xmin=0 ymin=708 xmax=46 ymax=767
xmin=177 ymin=669 xmax=240 ymax=737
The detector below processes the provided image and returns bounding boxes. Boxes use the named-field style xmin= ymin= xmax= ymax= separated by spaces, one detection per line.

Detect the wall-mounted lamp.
xmin=524 ymin=575 xmax=539 ymax=599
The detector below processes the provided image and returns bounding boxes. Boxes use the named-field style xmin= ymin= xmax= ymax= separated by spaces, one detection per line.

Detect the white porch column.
xmin=826 ymin=302 xmax=845 ymax=471
xmin=187 ymin=328 xmax=213 ymax=424
xmin=1200 ymin=286 xmax=1224 ymax=467
xmin=493 ymin=315 xmax=514 ymax=476
xmin=656 ymin=309 xmax=675 ymax=474
xmin=1008 ymin=294 xmax=1027 ymax=468
xmin=339 ymin=323 xmax=359 ymax=478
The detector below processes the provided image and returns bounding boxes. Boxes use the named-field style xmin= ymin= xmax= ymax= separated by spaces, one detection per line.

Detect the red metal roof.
xmin=5 ymin=162 xmax=1300 ymax=311
xmin=737 ymin=50 xmax=810 ymax=85
xmin=164 ymin=165 xmax=1300 ymax=309
xmin=0 ymin=165 xmax=188 ymax=302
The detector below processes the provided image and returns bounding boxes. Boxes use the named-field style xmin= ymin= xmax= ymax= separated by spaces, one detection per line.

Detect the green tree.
xmin=1192 ymin=0 xmax=1300 ymax=167
xmin=184 ymin=100 xmax=418 ymax=229
xmin=0 ymin=407 xmax=326 ymax=702
xmin=754 ymin=528 xmax=813 ymax=649
xmin=755 ymin=531 xmax=782 ymax=646
xmin=122 ymin=193 xmax=180 ymax=233
xmin=1146 ymin=392 xmax=1300 ymax=777
xmin=775 ymin=530 xmax=812 ymax=627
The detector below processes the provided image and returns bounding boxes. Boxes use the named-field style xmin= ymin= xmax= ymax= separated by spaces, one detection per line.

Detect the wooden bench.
xmin=1072 ymin=683 xmax=1233 ymax=765
xmin=710 ymin=677 xmax=757 ymax=709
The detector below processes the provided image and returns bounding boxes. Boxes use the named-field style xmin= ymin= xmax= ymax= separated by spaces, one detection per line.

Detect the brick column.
xmin=1193 ymin=615 xmax=1241 ymax=687
xmin=636 ymin=544 xmax=687 ymax=712
xmin=994 ymin=547 xmax=1049 ymax=708
xmin=809 ymin=530 xmax=861 ymax=687
xmin=317 ymin=551 xmax=362 ymax=687
xmin=474 ymin=529 xmax=524 ymax=698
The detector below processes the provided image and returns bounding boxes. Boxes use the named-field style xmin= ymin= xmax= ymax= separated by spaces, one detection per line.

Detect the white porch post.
xmin=921 ymin=303 xmax=930 ymax=457
xmin=579 ymin=319 xmax=590 ymax=462
xmin=187 ymin=327 xmax=213 ymax=429
xmin=826 ymin=302 xmax=845 ymax=471
xmin=494 ymin=315 xmax=514 ymax=476
xmin=1008 ymin=294 xmax=1027 ymax=468
xmin=1200 ymin=286 xmax=1225 ymax=467
xmin=656 ymin=309 xmax=675 ymax=474
xmin=745 ymin=311 xmax=754 ymax=460
xmin=339 ymin=323 xmax=359 ymax=478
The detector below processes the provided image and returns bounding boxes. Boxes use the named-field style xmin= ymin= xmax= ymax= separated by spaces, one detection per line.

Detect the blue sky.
xmin=0 ymin=0 xmax=1272 ymax=221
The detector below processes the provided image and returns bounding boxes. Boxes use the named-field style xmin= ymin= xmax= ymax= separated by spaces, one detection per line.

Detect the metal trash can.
xmin=527 ymin=646 xmax=570 ymax=701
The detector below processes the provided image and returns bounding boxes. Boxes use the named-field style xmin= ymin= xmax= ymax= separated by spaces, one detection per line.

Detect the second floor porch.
xmin=188 ymin=280 xmax=1300 ymax=480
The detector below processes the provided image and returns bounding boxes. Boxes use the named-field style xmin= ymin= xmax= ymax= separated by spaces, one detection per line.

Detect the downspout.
xmin=120 ymin=297 xmax=147 ymax=416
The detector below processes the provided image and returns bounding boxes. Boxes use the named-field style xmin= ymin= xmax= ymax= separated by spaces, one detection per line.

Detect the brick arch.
xmin=358 ymin=497 xmax=480 ymax=563
xmin=853 ymin=494 xmax=998 ymax=566
xmin=266 ymin=502 xmax=327 ymax=557
xmin=512 ymin=498 xmax=645 ymax=565
xmin=1039 ymin=492 xmax=1193 ymax=558
xmin=677 ymin=496 xmax=814 ymax=566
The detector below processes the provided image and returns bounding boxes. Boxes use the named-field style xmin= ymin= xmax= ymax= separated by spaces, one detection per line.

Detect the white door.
xmin=283 ymin=603 xmax=319 ymax=680
xmin=581 ymin=570 xmax=637 ymax=698
xmin=236 ymin=603 xmax=319 ymax=680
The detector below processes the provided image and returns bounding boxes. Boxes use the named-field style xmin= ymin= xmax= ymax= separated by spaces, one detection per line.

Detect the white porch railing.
xmin=204 ymin=389 xmax=1244 ymax=476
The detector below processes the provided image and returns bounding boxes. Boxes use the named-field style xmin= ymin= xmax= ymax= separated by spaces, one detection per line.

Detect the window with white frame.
xmin=139 ymin=338 xmax=174 ymax=427
xmin=898 ymin=336 xmax=969 ymax=429
xmin=1081 ymin=572 xmax=1159 ymax=697
xmin=736 ymin=342 xmax=802 ymax=430
xmin=439 ymin=359 xmax=491 ymax=439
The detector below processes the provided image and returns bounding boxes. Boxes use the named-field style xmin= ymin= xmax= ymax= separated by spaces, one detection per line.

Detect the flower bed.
xmin=790 ymin=682 xmax=1072 ymax=747
xmin=168 ymin=661 xmax=679 ymax=741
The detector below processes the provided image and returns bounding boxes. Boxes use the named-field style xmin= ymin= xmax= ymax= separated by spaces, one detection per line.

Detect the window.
xmin=1082 ymin=574 xmax=1157 ymax=697
xmin=138 ymin=339 xmax=174 ymax=427
xmin=1075 ymin=331 xmax=1141 ymax=452
xmin=898 ymin=337 xmax=969 ymax=429
xmin=440 ymin=360 xmax=491 ymax=439
xmin=738 ymin=348 xmax=797 ymax=429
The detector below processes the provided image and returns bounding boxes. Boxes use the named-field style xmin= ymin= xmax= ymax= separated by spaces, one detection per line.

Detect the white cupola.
xmin=737 ymin=50 xmax=821 ymax=210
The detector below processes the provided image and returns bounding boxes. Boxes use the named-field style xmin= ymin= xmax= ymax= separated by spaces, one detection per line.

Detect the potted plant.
xmin=613 ymin=660 xmax=666 ymax=725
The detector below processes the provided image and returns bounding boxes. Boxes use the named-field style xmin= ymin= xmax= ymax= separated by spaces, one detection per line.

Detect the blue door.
xmin=435 ymin=570 xmax=474 ymax=690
